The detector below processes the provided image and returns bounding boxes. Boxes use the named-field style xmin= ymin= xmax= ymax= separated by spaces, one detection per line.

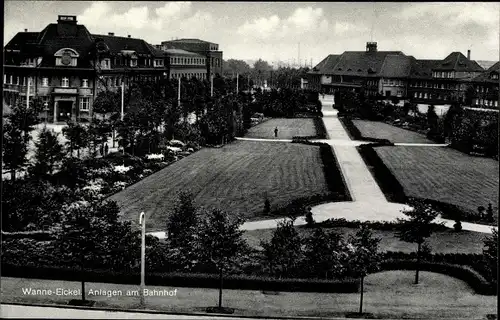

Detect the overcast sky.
xmin=4 ymin=1 xmax=500 ymax=65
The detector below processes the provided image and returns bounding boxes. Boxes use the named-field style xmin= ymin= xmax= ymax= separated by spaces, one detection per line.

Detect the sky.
xmin=4 ymin=1 xmax=500 ymax=66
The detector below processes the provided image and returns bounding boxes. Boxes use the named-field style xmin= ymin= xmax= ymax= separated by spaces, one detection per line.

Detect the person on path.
xmin=104 ymin=143 xmax=109 ymax=156
xmin=274 ymin=127 xmax=278 ymax=138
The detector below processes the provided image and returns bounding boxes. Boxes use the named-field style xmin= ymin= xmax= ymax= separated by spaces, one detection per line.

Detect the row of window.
xmin=3 ymin=74 xmax=90 ymax=88
xmin=433 ymin=71 xmax=455 ymax=79
xmin=410 ymin=82 xmax=461 ymax=90
xmin=413 ymin=92 xmax=451 ymax=100
xmin=33 ymin=96 xmax=91 ymax=111
xmin=170 ymin=57 xmax=206 ymax=65
xmin=383 ymin=79 xmax=405 ymax=86
xmin=474 ymin=99 xmax=498 ymax=108
xmin=171 ymin=72 xmax=206 ymax=80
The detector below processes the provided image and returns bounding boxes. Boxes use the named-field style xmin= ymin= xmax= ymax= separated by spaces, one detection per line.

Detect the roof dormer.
xmin=54 ymin=48 xmax=79 ymax=67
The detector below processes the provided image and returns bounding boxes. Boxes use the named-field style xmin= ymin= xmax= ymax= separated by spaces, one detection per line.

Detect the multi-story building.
xmin=468 ymin=62 xmax=500 ymax=109
xmin=164 ymin=49 xmax=207 ymax=80
xmin=309 ymin=42 xmax=495 ymax=109
xmin=3 ymin=15 xmax=223 ymax=123
xmin=4 ymin=15 xmax=97 ymax=123
xmin=160 ymin=39 xmax=223 ymax=77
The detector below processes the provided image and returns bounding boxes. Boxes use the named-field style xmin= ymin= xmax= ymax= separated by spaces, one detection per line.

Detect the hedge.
xmin=339 ymin=117 xmax=394 ymax=145
xmin=319 ymin=144 xmax=352 ymax=201
xmin=1 ymin=263 xmax=359 ymax=293
xmin=380 ymin=259 xmax=496 ymax=295
xmin=1 ymin=231 xmax=53 ymax=241
xmin=317 ymin=218 xmax=448 ymax=231
xmin=268 ymin=193 xmax=345 ymax=217
xmin=356 ymin=145 xmax=407 ymax=203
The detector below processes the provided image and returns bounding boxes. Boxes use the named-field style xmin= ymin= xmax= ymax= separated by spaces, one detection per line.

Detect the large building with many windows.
xmin=160 ymin=39 xmax=223 ymax=77
xmin=3 ymin=15 xmax=224 ymax=123
xmin=308 ymin=42 xmax=498 ymax=109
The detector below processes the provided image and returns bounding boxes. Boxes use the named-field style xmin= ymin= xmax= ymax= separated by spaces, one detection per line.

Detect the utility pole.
xmin=298 ymin=42 xmax=300 ymax=69
xmin=26 ymin=77 xmax=30 ymax=109
xmin=236 ymin=73 xmax=239 ymax=94
xmin=178 ymin=77 xmax=181 ymax=108
xmin=139 ymin=212 xmax=146 ymax=307
xmin=211 ymin=74 xmax=214 ymax=97
xmin=121 ymin=81 xmax=125 ymax=155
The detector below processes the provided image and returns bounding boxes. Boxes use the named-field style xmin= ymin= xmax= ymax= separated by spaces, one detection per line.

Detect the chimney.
xmin=108 ymin=32 xmax=114 ymax=36
xmin=24 ymin=28 xmax=28 ymax=32
xmin=57 ymin=15 xmax=78 ymax=36
xmin=467 ymin=49 xmax=471 ymax=60
xmin=128 ymin=35 xmax=131 ymax=38
xmin=366 ymin=41 xmax=377 ymax=53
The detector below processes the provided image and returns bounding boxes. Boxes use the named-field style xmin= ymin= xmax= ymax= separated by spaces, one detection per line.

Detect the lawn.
xmin=375 ymin=146 xmax=499 ymax=219
xmin=243 ymin=226 xmax=488 ymax=254
xmin=1 ymin=271 xmax=496 ymax=319
xmin=353 ymin=119 xmax=434 ymax=143
xmin=109 ymin=140 xmax=330 ymax=231
xmin=245 ymin=118 xmax=317 ymax=139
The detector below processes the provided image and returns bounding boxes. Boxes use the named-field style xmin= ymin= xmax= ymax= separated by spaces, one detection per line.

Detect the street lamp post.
xmin=44 ymin=102 xmax=49 ymax=125
xmin=139 ymin=211 xmax=146 ymax=307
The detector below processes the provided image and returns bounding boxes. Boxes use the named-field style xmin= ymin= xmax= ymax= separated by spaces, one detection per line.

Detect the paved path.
xmin=148 ymin=100 xmax=496 ymax=238
xmin=0 ymin=304 xmax=288 ymax=319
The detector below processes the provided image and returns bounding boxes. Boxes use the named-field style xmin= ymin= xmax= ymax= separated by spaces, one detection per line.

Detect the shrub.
xmin=357 ymin=145 xmax=407 ymax=203
xmin=380 ymin=259 xmax=496 ymax=295
xmin=319 ymin=145 xmax=352 ymax=201
xmin=454 ymin=220 xmax=462 ymax=231
xmin=305 ymin=207 xmax=315 ymax=227
xmin=0 ymin=263 xmax=359 ymax=293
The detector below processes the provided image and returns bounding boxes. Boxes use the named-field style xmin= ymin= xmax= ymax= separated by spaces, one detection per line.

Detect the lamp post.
xmin=44 ymin=102 xmax=49 ymax=125
xmin=121 ymin=81 xmax=125 ymax=155
xmin=139 ymin=211 xmax=146 ymax=307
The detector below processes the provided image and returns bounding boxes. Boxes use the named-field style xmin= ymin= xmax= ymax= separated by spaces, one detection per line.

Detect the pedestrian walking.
xmin=274 ymin=127 xmax=278 ymax=138
xmin=104 ymin=143 xmax=109 ymax=156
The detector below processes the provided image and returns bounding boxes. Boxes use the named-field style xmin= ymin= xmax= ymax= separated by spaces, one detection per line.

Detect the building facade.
xmin=3 ymin=16 xmax=224 ymax=123
xmin=468 ymin=62 xmax=500 ymax=109
xmin=160 ymin=39 xmax=223 ymax=77
xmin=309 ymin=42 xmax=497 ymax=109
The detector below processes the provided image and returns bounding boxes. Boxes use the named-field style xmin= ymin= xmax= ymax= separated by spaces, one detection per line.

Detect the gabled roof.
xmin=434 ymin=52 xmax=484 ymax=72
xmin=379 ymin=54 xmax=413 ymax=78
xmin=92 ymin=34 xmax=159 ymax=56
xmin=309 ymin=54 xmax=341 ymax=74
xmin=36 ymin=23 xmax=95 ymax=57
xmin=475 ymin=60 xmax=497 ymax=70
xmin=409 ymin=58 xmax=441 ymax=79
xmin=470 ymin=61 xmax=500 ymax=83
xmin=4 ymin=32 xmax=40 ymax=51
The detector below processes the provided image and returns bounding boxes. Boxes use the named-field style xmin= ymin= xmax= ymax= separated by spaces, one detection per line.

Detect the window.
xmin=414 ymin=92 xmax=418 ymax=98
xmin=495 ymin=101 xmax=498 ymax=107
xmin=82 ymin=79 xmax=88 ymax=88
xmin=101 ymin=59 xmax=110 ymax=69
xmin=492 ymin=73 xmax=499 ymax=80
xmin=424 ymin=93 xmax=428 ymax=99
xmin=42 ymin=77 xmax=49 ymax=87
xmin=9 ymin=75 xmax=13 ymax=84
xmin=130 ymin=59 xmax=137 ymax=67
xmin=22 ymin=77 xmax=26 ymax=86
xmin=62 ymin=77 xmax=69 ymax=87
xmin=80 ymin=97 xmax=90 ymax=111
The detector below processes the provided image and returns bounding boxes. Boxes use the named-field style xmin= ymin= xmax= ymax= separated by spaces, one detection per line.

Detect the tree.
xmin=196 ymin=208 xmax=247 ymax=311
xmin=2 ymin=121 xmax=28 ymax=181
xmin=304 ymin=207 xmax=315 ymax=227
xmin=54 ymin=198 xmax=140 ymax=303
xmin=166 ymin=191 xmax=200 ymax=270
xmin=303 ymin=228 xmax=348 ymax=279
xmin=483 ymin=229 xmax=498 ymax=286
xmin=7 ymin=98 xmax=43 ymax=143
xmin=397 ymin=200 xmax=441 ymax=284
xmin=261 ymin=218 xmax=303 ymax=278
xmin=31 ymin=127 xmax=64 ymax=177
xmin=348 ymin=225 xmax=381 ymax=315
xmin=62 ymin=121 xmax=89 ymax=158
xmin=426 ymin=105 xmax=439 ymax=139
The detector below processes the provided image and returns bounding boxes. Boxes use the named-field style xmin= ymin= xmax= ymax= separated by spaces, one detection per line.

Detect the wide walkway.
xmin=149 ymin=99 xmax=496 ymax=238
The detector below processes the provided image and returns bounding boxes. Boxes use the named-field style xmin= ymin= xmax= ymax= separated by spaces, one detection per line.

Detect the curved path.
xmin=148 ymin=98 xmax=496 ymax=239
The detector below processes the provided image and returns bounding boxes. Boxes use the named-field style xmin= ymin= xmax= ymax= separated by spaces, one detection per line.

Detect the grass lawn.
xmin=243 ymin=226 xmax=487 ymax=254
xmin=245 ymin=118 xmax=316 ymax=139
xmin=353 ymin=120 xmax=434 ymax=143
xmin=1 ymin=272 xmax=495 ymax=319
xmin=109 ymin=140 xmax=330 ymax=231
xmin=375 ymin=146 xmax=499 ymax=221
